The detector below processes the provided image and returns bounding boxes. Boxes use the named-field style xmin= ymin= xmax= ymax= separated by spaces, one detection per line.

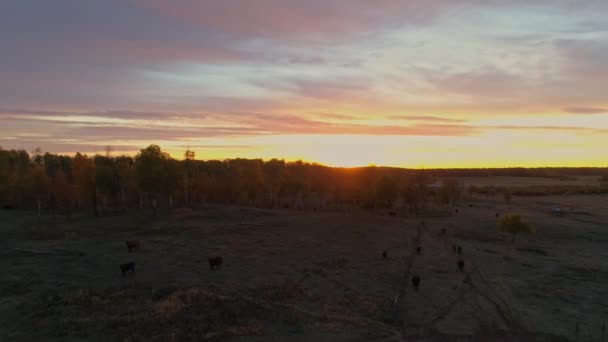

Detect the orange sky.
xmin=1 ymin=1 xmax=607 ymax=167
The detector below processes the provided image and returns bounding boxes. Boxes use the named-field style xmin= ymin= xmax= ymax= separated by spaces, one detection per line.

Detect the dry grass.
xmin=0 ymin=275 xmax=29 ymax=297
xmin=1 ymin=185 xmax=607 ymax=341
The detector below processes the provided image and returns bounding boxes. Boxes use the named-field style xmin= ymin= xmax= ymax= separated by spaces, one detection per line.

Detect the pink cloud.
xmin=563 ymin=107 xmax=607 ymax=114
xmin=133 ymin=0 xmax=490 ymax=41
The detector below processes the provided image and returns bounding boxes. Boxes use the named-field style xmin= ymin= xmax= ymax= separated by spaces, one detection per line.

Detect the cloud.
xmin=2 ymin=0 xmax=608 ymax=162
xmin=423 ymin=66 xmax=528 ymax=99
xmin=554 ymin=38 xmax=608 ymax=83
xmin=389 ymin=115 xmax=466 ymax=123
xmin=133 ymin=0 xmax=438 ymax=40
xmin=0 ymin=108 xmax=186 ymax=120
xmin=251 ymin=77 xmax=373 ymax=101
xmin=134 ymin=1 xmax=608 ymax=41
xmin=563 ymin=107 xmax=607 ymax=114
xmin=488 ymin=125 xmax=606 ymax=133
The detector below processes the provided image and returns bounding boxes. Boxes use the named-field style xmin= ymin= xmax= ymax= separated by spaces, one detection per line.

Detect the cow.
xmin=412 ymin=275 xmax=421 ymax=291
xmin=382 ymin=250 xmax=388 ymax=259
xmin=126 ymin=240 xmax=140 ymax=252
xmin=120 ymin=262 xmax=136 ymax=276
xmin=416 ymin=246 xmax=422 ymax=255
xmin=440 ymin=228 xmax=447 ymax=236
xmin=457 ymin=245 xmax=462 ymax=255
xmin=208 ymin=257 xmax=223 ymax=270
xmin=458 ymin=259 xmax=465 ymax=272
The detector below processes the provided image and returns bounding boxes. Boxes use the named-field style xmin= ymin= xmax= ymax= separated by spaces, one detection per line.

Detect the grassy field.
xmin=1 ymin=184 xmax=607 ymax=340
xmin=458 ymin=175 xmax=602 ymax=187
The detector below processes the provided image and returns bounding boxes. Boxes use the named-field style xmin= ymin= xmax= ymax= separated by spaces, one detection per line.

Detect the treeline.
xmin=0 ymin=145 xmax=606 ymax=218
xmin=424 ymin=167 xmax=608 ymax=178
xmin=0 ymin=145 xmax=466 ymax=217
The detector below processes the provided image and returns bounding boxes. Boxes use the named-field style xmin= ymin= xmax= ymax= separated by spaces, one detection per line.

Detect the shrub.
xmin=498 ymin=214 xmax=534 ymax=243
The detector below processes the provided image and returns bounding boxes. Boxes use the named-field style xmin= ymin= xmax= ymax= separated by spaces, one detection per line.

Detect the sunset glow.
xmin=1 ymin=1 xmax=607 ymax=167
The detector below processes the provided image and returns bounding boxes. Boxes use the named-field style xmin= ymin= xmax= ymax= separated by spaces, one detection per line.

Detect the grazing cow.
xmin=382 ymin=250 xmax=388 ymax=259
xmin=440 ymin=228 xmax=447 ymax=236
xmin=452 ymin=244 xmax=457 ymax=253
xmin=496 ymin=213 xmax=500 ymax=218
xmin=457 ymin=245 xmax=462 ymax=255
xmin=126 ymin=240 xmax=140 ymax=252
xmin=457 ymin=259 xmax=465 ymax=272
xmin=389 ymin=211 xmax=397 ymax=217
xmin=120 ymin=262 xmax=136 ymax=276
xmin=469 ymin=204 xmax=473 ymax=208
xmin=208 ymin=257 xmax=223 ymax=270
xmin=416 ymin=246 xmax=422 ymax=255
xmin=412 ymin=275 xmax=421 ymax=291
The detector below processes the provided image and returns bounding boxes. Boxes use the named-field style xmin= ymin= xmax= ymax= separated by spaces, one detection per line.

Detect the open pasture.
xmin=1 ymin=189 xmax=607 ymax=341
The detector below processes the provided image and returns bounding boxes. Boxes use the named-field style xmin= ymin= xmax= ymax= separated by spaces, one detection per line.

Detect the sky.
xmin=1 ymin=0 xmax=607 ymax=168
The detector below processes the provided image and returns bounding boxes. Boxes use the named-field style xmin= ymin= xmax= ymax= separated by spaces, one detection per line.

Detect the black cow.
xmin=382 ymin=250 xmax=388 ymax=259
xmin=458 ymin=259 xmax=465 ymax=272
xmin=208 ymin=257 xmax=223 ymax=270
xmin=120 ymin=262 xmax=136 ymax=276
xmin=416 ymin=246 xmax=422 ymax=255
xmin=412 ymin=275 xmax=421 ymax=291
xmin=126 ymin=240 xmax=140 ymax=252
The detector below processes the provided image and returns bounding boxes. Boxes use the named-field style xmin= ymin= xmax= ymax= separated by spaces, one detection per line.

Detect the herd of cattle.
xmin=119 ymin=239 xmax=222 ymax=276
xmin=383 ymin=240 xmax=466 ymax=292
xmin=119 ymin=212 xmax=504 ymax=292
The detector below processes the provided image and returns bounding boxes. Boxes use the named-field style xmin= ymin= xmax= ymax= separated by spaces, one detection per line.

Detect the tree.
xmin=115 ymin=156 xmax=134 ymax=210
xmin=375 ymin=175 xmax=398 ymax=209
xmin=438 ymin=178 xmax=462 ymax=214
xmin=73 ymin=153 xmax=97 ymax=216
xmin=263 ymin=159 xmax=285 ymax=208
xmin=498 ymin=214 xmax=534 ymax=243
xmin=52 ymin=169 xmax=74 ymax=220
xmin=26 ymin=165 xmax=50 ymax=216
xmin=183 ymin=148 xmax=195 ymax=205
xmin=95 ymin=155 xmax=118 ymax=212
xmin=134 ymin=145 xmax=170 ymax=214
